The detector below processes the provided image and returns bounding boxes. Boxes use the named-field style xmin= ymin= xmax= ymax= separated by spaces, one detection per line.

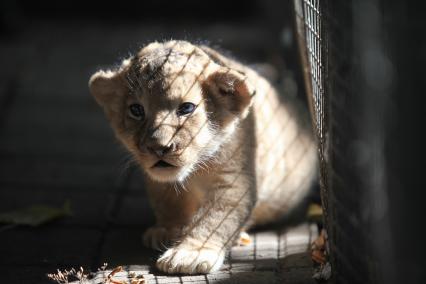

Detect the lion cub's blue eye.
xmin=177 ymin=102 xmax=196 ymax=116
xmin=129 ymin=104 xmax=145 ymax=120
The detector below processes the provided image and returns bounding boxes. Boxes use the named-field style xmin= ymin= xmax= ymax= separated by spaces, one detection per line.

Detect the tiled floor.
xmin=67 ymin=224 xmax=317 ymax=284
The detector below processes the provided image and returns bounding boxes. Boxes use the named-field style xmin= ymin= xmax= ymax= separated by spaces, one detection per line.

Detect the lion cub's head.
xmin=89 ymin=41 xmax=254 ymax=183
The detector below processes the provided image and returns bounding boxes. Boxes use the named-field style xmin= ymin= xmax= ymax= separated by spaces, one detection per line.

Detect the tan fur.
xmin=89 ymin=40 xmax=317 ymax=274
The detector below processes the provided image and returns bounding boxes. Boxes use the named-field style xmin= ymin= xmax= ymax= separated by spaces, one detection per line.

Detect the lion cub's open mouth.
xmin=152 ymin=160 xmax=176 ymax=168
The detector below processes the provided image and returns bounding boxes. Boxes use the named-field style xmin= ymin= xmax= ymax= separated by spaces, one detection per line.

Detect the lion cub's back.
xmin=250 ymin=73 xmax=318 ymax=226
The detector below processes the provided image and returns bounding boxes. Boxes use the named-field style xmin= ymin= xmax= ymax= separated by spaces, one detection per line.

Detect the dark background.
xmin=321 ymin=2 xmax=426 ymax=283
xmin=1 ymin=1 xmax=425 ymax=284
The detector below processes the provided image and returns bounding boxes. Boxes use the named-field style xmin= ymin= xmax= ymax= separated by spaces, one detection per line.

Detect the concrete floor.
xmin=0 ymin=20 xmax=316 ymax=283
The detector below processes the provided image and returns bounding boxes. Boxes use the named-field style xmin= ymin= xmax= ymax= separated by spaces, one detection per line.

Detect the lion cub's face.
xmin=89 ymin=41 xmax=253 ymax=183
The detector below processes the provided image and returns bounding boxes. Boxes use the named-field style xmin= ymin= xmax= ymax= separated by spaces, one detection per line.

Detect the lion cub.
xmin=89 ymin=40 xmax=317 ymax=274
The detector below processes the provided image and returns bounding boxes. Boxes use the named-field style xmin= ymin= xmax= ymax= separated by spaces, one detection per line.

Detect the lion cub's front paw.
xmin=143 ymin=226 xmax=179 ymax=250
xmin=156 ymin=245 xmax=225 ymax=274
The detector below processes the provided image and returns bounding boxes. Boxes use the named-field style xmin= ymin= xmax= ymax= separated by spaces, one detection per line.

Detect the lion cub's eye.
xmin=177 ymin=102 xmax=196 ymax=116
xmin=128 ymin=104 xmax=145 ymax=120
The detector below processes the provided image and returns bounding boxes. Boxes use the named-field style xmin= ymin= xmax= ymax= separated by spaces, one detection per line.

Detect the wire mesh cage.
xmin=293 ymin=0 xmax=399 ymax=283
xmin=293 ymin=0 xmax=329 ymax=234
xmin=294 ymin=0 xmax=426 ymax=283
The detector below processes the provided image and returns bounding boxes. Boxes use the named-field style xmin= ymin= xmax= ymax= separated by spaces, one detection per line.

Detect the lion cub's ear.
xmin=89 ymin=58 xmax=132 ymax=113
xmin=88 ymin=69 xmax=126 ymax=109
xmin=203 ymin=68 xmax=255 ymax=120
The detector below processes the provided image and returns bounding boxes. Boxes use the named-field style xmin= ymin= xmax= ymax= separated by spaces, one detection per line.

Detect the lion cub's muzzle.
xmin=143 ymin=139 xmax=180 ymax=169
xmin=147 ymin=142 xmax=177 ymax=158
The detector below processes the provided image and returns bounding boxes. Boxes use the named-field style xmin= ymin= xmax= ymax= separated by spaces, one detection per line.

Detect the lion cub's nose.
xmin=147 ymin=143 xmax=176 ymax=157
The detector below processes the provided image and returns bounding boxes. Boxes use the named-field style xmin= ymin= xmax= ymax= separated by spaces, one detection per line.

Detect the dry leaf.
xmin=105 ymin=266 xmax=124 ymax=284
xmin=130 ymin=277 xmax=145 ymax=284
xmin=0 ymin=201 xmax=72 ymax=227
xmin=306 ymin=203 xmax=323 ymax=223
xmin=238 ymin=231 xmax=251 ymax=246
xmin=313 ymin=262 xmax=332 ymax=280
xmin=311 ymin=229 xmax=327 ymax=265
xmin=311 ymin=250 xmax=326 ymax=264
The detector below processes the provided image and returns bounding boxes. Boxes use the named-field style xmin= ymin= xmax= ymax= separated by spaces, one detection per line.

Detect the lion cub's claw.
xmin=156 ymin=245 xmax=225 ymax=274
